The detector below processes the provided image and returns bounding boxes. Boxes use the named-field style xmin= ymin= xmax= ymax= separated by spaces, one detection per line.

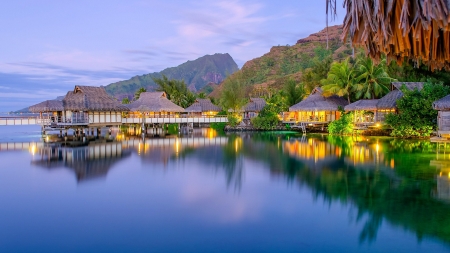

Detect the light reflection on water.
xmin=0 ymin=130 xmax=449 ymax=252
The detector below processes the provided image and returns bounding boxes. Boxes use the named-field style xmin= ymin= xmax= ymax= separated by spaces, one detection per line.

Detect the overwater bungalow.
xmin=433 ymin=95 xmax=450 ymax=136
xmin=242 ymin=98 xmax=266 ymax=119
xmin=344 ymin=99 xmax=379 ymax=125
xmin=63 ymin=85 xmax=129 ymax=126
xmin=29 ymin=99 xmax=65 ymax=123
xmin=185 ymin=98 xmax=221 ymax=117
xmin=284 ymin=87 xmax=348 ymax=124
xmin=126 ymin=92 xmax=185 ymax=119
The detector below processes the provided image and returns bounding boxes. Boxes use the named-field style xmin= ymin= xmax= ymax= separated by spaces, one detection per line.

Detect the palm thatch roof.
xmin=377 ymin=82 xmax=424 ymax=109
xmin=341 ymin=0 xmax=450 ymax=71
xmin=63 ymin=86 xmax=129 ymax=112
xmin=243 ymin=98 xmax=266 ymax=112
xmin=29 ymin=100 xmax=64 ymax=113
xmin=345 ymin=99 xmax=379 ymax=111
xmin=289 ymin=87 xmax=348 ymax=112
xmin=433 ymin=95 xmax=450 ymax=110
xmin=185 ymin=98 xmax=221 ymax=113
xmin=127 ymin=92 xmax=185 ymax=112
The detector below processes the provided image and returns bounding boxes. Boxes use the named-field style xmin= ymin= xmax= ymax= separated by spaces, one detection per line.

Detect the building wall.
xmin=438 ymin=111 xmax=450 ymax=131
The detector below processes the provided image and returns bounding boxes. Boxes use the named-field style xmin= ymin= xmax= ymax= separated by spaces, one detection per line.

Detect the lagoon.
xmin=0 ymin=128 xmax=449 ymax=252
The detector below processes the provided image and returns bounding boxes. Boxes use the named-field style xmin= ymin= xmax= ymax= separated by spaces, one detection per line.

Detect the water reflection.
xmin=3 ymin=131 xmax=450 ymax=249
xmin=30 ymin=142 xmax=131 ymax=182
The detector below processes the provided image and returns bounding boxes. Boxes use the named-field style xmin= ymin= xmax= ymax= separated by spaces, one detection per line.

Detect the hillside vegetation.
xmin=106 ymin=53 xmax=239 ymax=100
xmin=210 ymin=25 xmax=353 ymax=98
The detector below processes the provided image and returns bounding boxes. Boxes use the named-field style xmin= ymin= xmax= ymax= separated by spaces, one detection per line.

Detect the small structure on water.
xmin=242 ymin=98 xmax=266 ymax=119
xmin=344 ymin=99 xmax=379 ymax=126
xmin=433 ymin=94 xmax=450 ymax=137
xmin=284 ymin=87 xmax=348 ymax=125
xmin=126 ymin=92 xmax=185 ymax=118
xmin=185 ymin=98 xmax=221 ymax=117
xmin=29 ymin=99 xmax=65 ymax=122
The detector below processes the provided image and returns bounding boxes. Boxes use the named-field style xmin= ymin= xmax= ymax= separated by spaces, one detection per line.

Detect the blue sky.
xmin=0 ymin=0 xmax=345 ymax=111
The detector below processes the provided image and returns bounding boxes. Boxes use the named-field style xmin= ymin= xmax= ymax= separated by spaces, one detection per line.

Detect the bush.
xmin=251 ymin=111 xmax=279 ymax=130
xmin=328 ymin=112 xmax=353 ymax=135
xmin=227 ymin=114 xmax=240 ymax=127
xmin=385 ymin=81 xmax=450 ymax=138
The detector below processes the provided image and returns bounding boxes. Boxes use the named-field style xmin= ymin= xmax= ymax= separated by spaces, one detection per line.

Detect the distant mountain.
xmin=105 ymin=53 xmax=239 ymax=99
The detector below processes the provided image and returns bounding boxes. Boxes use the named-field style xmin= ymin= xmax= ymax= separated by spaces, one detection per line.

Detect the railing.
xmin=125 ymin=114 xmax=228 ymax=119
xmin=37 ymin=114 xmax=89 ymax=125
xmin=283 ymin=116 xmax=329 ymax=123
xmin=0 ymin=116 xmax=38 ymax=125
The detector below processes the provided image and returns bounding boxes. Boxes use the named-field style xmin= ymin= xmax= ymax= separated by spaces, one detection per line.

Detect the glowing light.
xmin=175 ymin=139 xmax=180 ymax=153
xmin=376 ymin=123 xmax=381 ymax=127
xmin=29 ymin=145 xmax=36 ymax=155
xmin=448 ymin=172 xmax=450 ymax=178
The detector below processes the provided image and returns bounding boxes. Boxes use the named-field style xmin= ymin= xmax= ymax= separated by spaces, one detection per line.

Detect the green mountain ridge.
xmin=105 ymin=53 xmax=239 ymax=99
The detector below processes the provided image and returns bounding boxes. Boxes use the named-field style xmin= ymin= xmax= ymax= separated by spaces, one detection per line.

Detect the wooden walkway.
xmin=0 ymin=116 xmax=228 ymax=126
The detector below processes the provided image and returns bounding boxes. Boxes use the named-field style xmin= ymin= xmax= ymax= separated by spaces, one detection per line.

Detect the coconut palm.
xmin=354 ymin=57 xmax=392 ymax=99
xmin=321 ymin=59 xmax=356 ymax=103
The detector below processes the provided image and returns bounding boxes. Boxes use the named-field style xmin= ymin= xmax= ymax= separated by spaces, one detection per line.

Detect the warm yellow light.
xmin=448 ymin=172 xmax=450 ymax=178
xmin=175 ymin=139 xmax=180 ymax=153
xmin=376 ymin=123 xmax=381 ymax=127
xmin=29 ymin=145 xmax=36 ymax=155
xmin=46 ymin=136 xmax=49 ymax=142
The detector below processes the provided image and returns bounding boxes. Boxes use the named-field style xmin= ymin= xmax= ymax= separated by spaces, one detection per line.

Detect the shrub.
xmin=328 ymin=112 xmax=354 ymax=135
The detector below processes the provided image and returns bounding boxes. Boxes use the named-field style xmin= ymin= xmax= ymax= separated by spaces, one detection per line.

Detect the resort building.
xmin=185 ymin=98 xmax=221 ymax=117
xmin=126 ymin=92 xmax=185 ymax=119
xmin=63 ymin=85 xmax=129 ymax=126
xmin=242 ymin=98 xmax=266 ymax=119
xmin=284 ymin=87 xmax=348 ymax=124
xmin=433 ymin=94 xmax=450 ymax=136
xmin=29 ymin=99 xmax=65 ymax=124
xmin=344 ymin=82 xmax=424 ymax=125
xmin=30 ymin=85 xmax=129 ymax=128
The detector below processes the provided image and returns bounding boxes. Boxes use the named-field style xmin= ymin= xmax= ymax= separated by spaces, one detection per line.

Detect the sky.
xmin=0 ymin=0 xmax=345 ymax=112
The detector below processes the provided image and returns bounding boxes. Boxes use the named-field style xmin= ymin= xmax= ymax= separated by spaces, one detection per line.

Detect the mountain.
xmin=210 ymin=25 xmax=352 ymax=98
xmin=106 ymin=53 xmax=239 ymax=99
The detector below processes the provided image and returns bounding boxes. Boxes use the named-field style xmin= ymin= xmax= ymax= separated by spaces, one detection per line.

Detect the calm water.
xmin=1 ymin=127 xmax=450 ymax=252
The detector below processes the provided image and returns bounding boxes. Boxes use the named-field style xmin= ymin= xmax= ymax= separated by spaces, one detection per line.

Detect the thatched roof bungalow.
xmin=185 ymin=98 xmax=221 ymax=117
xmin=345 ymin=99 xmax=379 ymax=124
xmin=29 ymin=100 xmax=64 ymax=113
xmin=127 ymin=92 xmax=184 ymax=116
xmin=286 ymin=87 xmax=348 ymax=123
xmin=242 ymin=98 xmax=266 ymax=119
xmin=61 ymin=85 xmax=129 ymax=126
xmin=433 ymin=95 xmax=450 ymax=133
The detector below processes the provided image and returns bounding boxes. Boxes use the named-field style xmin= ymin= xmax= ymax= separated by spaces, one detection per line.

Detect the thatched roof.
xmin=185 ymin=98 xmax=221 ymax=113
xmin=345 ymin=99 xmax=379 ymax=111
xmin=289 ymin=87 xmax=348 ymax=112
xmin=29 ymin=100 xmax=64 ymax=113
xmin=243 ymin=98 xmax=266 ymax=112
xmin=127 ymin=92 xmax=185 ymax=112
xmin=63 ymin=86 xmax=129 ymax=112
xmin=340 ymin=0 xmax=450 ymax=71
xmin=433 ymin=95 xmax=450 ymax=110
xmin=377 ymin=82 xmax=424 ymax=109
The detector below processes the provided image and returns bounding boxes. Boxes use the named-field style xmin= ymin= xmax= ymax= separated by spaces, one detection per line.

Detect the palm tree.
xmin=354 ymin=57 xmax=392 ymax=99
xmin=134 ymin=87 xmax=147 ymax=100
xmin=321 ymin=59 xmax=355 ymax=103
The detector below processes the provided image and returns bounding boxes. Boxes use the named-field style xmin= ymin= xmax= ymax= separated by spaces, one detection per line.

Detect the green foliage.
xmin=283 ymin=79 xmax=306 ymax=107
xmin=210 ymin=122 xmax=227 ymax=131
xmin=219 ymin=75 xmax=247 ymax=113
xmin=321 ymin=59 xmax=355 ymax=103
xmin=227 ymin=114 xmax=240 ymax=127
xmin=385 ymin=82 xmax=450 ymax=138
xmin=153 ymin=75 xmax=196 ymax=108
xmin=166 ymin=123 xmax=179 ymax=135
xmin=302 ymin=56 xmax=333 ymax=91
xmin=121 ymin=98 xmax=130 ymax=104
xmin=328 ymin=111 xmax=354 ymax=135
xmin=197 ymin=92 xmax=206 ymax=99
xmin=387 ymin=60 xmax=450 ymax=86
xmin=353 ymin=56 xmax=392 ymax=99
xmin=251 ymin=98 xmax=282 ymax=130
xmin=134 ymin=87 xmax=147 ymax=100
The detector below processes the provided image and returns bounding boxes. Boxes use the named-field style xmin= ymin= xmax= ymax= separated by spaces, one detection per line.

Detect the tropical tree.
xmin=354 ymin=56 xmax=392 ymax=99
xmin=219 ymin=76 xmax=247 ymax=119
xmin=321 ymin=59 xmax=356 ymax=103
xmin=197 ymin=92 xmax=206 ymax=99
xmin=134 ymin=87 xmax=147 ymax=100
xmin=283 ymin=79 xmax=306 ymax=107
xmin=153 ymin=75 xmax=196 ymax=108
xmin=121 ymin=98 xmax=130 ymax=104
